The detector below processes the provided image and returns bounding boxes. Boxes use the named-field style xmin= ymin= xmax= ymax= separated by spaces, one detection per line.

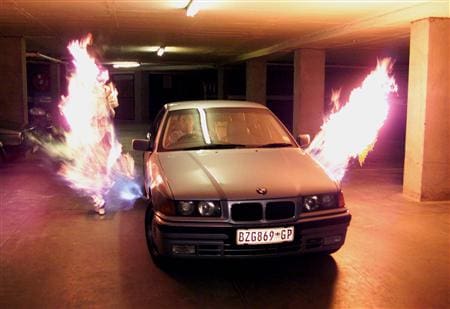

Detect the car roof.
xmin=164 ymin=100 xmax=267 ymax=111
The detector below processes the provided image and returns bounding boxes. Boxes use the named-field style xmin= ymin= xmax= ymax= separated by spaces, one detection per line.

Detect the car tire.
xmin=145 ymin=205 xmax=169 ymax=268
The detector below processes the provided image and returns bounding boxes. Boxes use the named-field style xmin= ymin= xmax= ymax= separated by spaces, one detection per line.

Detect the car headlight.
xmin=157 ymin=198 xmax=176 ymax=216
xmin=177 ymin=201 xmax=195 ymax=216
xmin=198 ymin=201 xmax=220 ymax=217
xmin=302 ymin=193 xmax=340 ymax=212
xmin=175 ymin=200 xmax=221 ymax=217
xmin=303 ymin=196 xmax=319 ymax=211
xmin=320 ymin=194 xmax=337 ymax=209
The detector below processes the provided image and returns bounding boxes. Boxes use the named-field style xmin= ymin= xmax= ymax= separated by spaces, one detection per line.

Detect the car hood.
xmin=157 ymin=148 xmax=338 ymax=200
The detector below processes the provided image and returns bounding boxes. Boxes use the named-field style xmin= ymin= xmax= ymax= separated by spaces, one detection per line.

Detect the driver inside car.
xmin=167 ymin=113 xmax=196 ymax=146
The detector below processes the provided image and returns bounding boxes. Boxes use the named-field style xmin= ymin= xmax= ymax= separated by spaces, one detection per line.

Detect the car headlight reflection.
xmin=176 ymin=201 xmax=221 ymax=217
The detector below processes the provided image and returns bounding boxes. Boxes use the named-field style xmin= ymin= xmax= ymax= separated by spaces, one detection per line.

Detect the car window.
xmin=161 ymin=109 xmax=202 ymax=150
xmin=159 ymin=107 xmax=294 ymax=151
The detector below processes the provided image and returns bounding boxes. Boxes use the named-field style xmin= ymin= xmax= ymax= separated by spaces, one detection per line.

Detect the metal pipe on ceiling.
xmin=26 ymin=52 xmax=66 ymax=64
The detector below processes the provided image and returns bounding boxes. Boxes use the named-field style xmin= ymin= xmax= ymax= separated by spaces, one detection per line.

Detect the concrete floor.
xmin=1 ymin=124 xmax=449 ymax=308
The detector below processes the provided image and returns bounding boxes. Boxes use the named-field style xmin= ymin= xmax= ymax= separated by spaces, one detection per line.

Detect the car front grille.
xmin=266 ymin=201 xmax=295 ymax=220
xmin=231 ymin=203 xmax=263 ymax=221
xmin=230 ymin=199 xmax=297 ymax=222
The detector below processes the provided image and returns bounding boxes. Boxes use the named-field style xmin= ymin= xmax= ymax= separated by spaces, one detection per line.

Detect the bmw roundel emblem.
xmin=256 ymin=187 xmax=268 ymax=195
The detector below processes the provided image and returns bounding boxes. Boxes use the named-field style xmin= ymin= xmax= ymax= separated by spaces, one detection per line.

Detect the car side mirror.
xmin=132 ymin=139 xmax=152 ymax=151
xmin=296 ymin=134 xmax=311 ymax=148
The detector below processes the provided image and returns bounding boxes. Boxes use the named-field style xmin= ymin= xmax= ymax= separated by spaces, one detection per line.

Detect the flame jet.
xmin=306 ymin=58 xmax=398 ymax=181
xmin=37 ymin=34 xmax=135 ymax=213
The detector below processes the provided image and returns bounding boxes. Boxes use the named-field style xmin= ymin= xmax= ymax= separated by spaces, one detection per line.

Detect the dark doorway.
xmin=266 ymin=64 xmax=294 ymax=132
xmin=112 ymin=74 xmax=135 ymax=121
xmin=148 ymin=70 xmax=217 ymax=121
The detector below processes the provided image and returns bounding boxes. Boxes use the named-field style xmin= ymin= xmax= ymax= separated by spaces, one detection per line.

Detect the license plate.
xmin=236 ymin=226 xmax=294 ymax=245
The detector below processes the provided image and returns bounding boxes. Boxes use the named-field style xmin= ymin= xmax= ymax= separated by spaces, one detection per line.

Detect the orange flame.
xmin=330 ymin=88 xmax=342 ymax=113
xmin=307 ymin=58 xmax=397 ymax=181
xmin=38 ymin=34 xmax=135 ymax=209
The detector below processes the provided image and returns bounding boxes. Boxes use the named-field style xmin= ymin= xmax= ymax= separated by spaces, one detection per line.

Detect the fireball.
xmin=36 ymin=34 xmax=136 ymax=213
xmin=307 ymin=58 xmax=398 ymax=181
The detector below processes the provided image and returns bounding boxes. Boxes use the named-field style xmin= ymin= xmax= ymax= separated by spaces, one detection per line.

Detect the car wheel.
xmin=145 ymin=205 xmax=169 ymax=268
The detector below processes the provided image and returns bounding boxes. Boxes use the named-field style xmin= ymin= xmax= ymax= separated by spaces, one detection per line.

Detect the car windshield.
xmin=160 ymin=107 xmax=295 ymax=151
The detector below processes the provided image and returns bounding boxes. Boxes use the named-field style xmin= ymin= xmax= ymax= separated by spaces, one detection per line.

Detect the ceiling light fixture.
xmin=157 ymin=46 xmax=165 ymax=56
xmin=185 ymin=0 xmax=200 ymax=17
xmin=112 ymin=61 xmax=140 ymax=68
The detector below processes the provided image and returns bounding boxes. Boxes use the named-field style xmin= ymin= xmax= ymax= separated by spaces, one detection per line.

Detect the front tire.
xmin=145 ymin=206 xmax=169 ymax=268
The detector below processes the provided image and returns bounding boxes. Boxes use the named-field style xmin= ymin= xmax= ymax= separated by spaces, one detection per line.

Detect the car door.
xmin=143 ymin=107 xmax=166 ymax=198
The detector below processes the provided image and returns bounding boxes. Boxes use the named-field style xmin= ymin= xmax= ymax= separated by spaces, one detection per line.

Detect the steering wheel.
xmin=176 ymin=133 xmax=201 ymax=143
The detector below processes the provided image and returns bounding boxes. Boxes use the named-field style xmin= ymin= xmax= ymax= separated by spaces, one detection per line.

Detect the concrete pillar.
xmin=0 ymin=37 xmax=28 ymax=127
xmin=404 ymin=17 xmax=450 ymax=201
xmin=246 ymin=58 xmax=266 ymax=105
xmin=293 ymin=49 xmax=325 ymax=138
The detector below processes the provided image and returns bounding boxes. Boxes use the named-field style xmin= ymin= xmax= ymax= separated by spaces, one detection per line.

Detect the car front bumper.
xmin=150 ymin=210 xmax=351 ymax=258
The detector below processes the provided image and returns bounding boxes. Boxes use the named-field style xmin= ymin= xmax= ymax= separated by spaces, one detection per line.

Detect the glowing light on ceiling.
xmin=186 ymin=0 xmax=200 ymax=17
xmin=105 ymin=45 xmax=213 ymax=54
xmin=112 ymin=61 xmax=140 ymax=68
xmin=157 ymin=46 xmax=165 ymax=56
xmin=306 ymin=58 xmax=397 ymax=181
xmin=170 ymin=0 xmax=191 ymax=9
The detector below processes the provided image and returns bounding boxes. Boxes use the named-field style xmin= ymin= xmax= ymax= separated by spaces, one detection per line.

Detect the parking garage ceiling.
xmin=0 ymin=0 xmax=448 ymax=65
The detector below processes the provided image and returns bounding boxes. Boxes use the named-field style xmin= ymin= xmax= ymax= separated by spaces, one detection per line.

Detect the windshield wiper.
xmin=182 ymin=143 xmax=247 ymax=150
xmin=258 ymin=142 xmax=294 ymax=148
